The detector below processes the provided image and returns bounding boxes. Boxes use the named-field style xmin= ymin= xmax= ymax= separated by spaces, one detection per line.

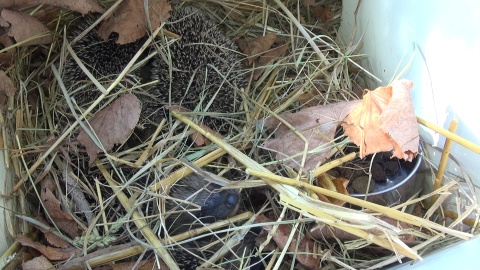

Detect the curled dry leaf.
xmin=76 ymin=93 xmax=141 ymax=166
xmin=40 ymin=176 xmax=80 ymax=237
xmin=98 ymin=0 xmax=171 ymax=44
xmin=16 ymin=234 xmax=79 ymax=261
xmin=264 ymin=100 xmax=360 ymax=171
xmin=0 ymin=70 xmax=16 ymax=109
xmin=256 ymin=214 xmax=322 ymax=270
xmin=1 ymin=9 xmax=52 ymax=46
xmin=342 ymin=79 xmax=419 ymax=161
xmin=237 ymin=32 xmax=277 ymax=65
xmin=22 ymin=255 xmax=54 ymax=270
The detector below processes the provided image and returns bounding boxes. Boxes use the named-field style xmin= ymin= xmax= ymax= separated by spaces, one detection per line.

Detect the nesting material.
xmin=1 ymin=0 xmax=479 ymax=269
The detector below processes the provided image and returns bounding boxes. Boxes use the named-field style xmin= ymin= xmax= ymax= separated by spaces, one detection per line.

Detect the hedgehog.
xmin=60 ymin=6 xmax=254 ymax=268
xmin=165 ymin=172 xmax=241 ymax=234
xmin=62 ymin=6 xmax=246 ymax=138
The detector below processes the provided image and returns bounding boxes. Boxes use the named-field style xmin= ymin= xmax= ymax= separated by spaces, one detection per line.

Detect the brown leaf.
xmin=0 ymin=35 xmax=15 ymax=67
xmin=16 ymin=234 xmax=79 ymax=261
xmin=310 ymin=5 xmax=333 ymax=24
xmin=264 ymin=100 xmax=360 ymax=171
xmin=22 ymin=255 xmax=54 ymax=270
xmin=190 ymin=124 xmax=223 ymax=146
xmin=35 ymin=216 xmax=71 ymax=248
xmin=40 ymin=177 xmax=80 ymax=237
xmin=298 ymin=82 xmax=330 ymax=108
xmin=252 ymin=43 xmax=289 ymax=80
xmin=0 ymin=70 xmax=16 ymax=109
xmin=342 ymin=80 xmax=419 ymax=160
xmin=76 ymin=93 xmax=141 ymax=166
xmin=1 ymin=9 xmax=52 ymax=46
xmin=256 ymin=214 xmax=321 ymax=270
xmin=237 ymin=33 xmax=277 ymax=65
xmin=97 ymin=0 xmax=171 ymax=44
xmin=0 ymin=0 xmax=104 ymax=14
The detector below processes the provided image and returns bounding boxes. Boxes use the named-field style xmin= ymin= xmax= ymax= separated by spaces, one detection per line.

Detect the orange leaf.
xmin=342 ymin=79 xmax=419 ymax=160
xmin=76 ymin=93 xmax=141 ymax=166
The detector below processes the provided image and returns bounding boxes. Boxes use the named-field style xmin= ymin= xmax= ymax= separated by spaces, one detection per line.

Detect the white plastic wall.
xmin=338 ymin=0 xmax=480 ymax=267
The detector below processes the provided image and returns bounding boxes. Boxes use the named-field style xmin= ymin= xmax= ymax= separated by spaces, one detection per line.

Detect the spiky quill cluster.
xmin=63 ymin=6 xmax=246 ymax=133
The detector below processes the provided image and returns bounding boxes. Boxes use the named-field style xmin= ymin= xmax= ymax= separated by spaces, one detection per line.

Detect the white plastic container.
xmin=338 ymin=0 xmax=480 ymax=268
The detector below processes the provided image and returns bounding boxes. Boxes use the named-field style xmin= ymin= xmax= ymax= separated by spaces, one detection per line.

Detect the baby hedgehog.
xmin=62 ymin=6 xmax=246 ymax=135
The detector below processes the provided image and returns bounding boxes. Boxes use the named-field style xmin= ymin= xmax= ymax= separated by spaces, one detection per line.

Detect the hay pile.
xmin=1 ymin=0 xmax=478 ymax=269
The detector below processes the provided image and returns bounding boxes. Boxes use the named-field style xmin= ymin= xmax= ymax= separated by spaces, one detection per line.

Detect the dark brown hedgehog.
xmin=62 ymin=6 xmax=246 ymax=136
xmin=60 ymin=6 xmax=254 ymax=269
xmin=166 ymin=173 xmax=241 ymax=234
xmin=141 ymin=6 xmax=246 ymax=132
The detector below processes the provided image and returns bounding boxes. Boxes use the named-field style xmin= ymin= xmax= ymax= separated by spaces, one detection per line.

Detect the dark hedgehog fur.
xmin=62 ymin=16 xmax=145 ymax=92
xmin=165 ymin=173 xmax=241 ymax=234
xmin=60 ymin=6 xmax=255 ymax=269
xmin=141 ymin=6 xmax=247 ymax=132
xmin=62 ymin=6 xmax=246 ymax=136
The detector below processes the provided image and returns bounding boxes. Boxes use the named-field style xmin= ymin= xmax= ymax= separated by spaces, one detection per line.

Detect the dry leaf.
xmin=0 ymin=0 xmax=104 ymax=14
xmin=237 ymin=33 xmax=277 ymax=65
xmin=310 ymin=5 xmax=333 ymax=24
xmin=16 ymin=234 xmax=79 ymax=261
xmin=0 ymin=70 xmax=16 ymax=109
xmin=97 ymin=0 xmax=171 ymax=44
xmin=41 ymin=176 xmax=80 ymax=237
xmin=1 ymin=9 xmax=53 ymax=46
xmin=252 ymin=42 xmax=288 ymax=80
xmin=35 ymin=216 xmax=71 ymax=248
xmin=22 ymin=255 xmax=54 ymax=270
xmin=264 ymin=100 xmax=361 ymax=171
xmin=342 ymin=79 xmax=419 ymax=160
xmin=298 ymin=82 xmax=330 ymax=108
xmin=76 ymin=93 xmax=141 ymax=166
xmin=0 ymin=35 xmax=15 ymax=67
xmin=256 ymin=214 xmax=321 ymax=270
xmin=190 ymin=124 xmax=223 ymax=146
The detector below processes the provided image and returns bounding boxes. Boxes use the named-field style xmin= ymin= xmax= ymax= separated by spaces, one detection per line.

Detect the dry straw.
xmin=1 ymin=0 xmax=479 ymax=269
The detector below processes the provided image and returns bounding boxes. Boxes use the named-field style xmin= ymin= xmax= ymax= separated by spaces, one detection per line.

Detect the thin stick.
xmin=246 ymin=168 xmax=472 ymax=240
xmin=417 ymin=116 xmax=480 ymax=153
xmin=432 ymin=118 xmax=458 ymax=203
